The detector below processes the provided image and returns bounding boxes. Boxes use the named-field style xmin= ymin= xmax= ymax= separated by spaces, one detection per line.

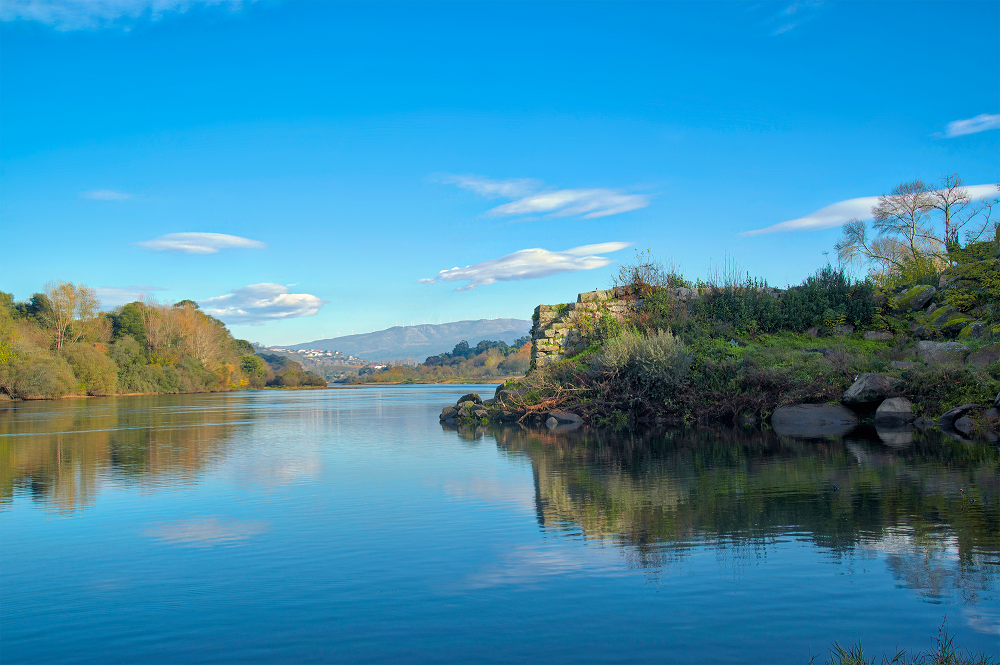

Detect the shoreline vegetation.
xmin=346 ymin=337 xmax=531 ymax=385
xmin=0 ymin=290 xmax=326 ymax=401
xmin=444 ymin=177 xmax=1000 ymax=442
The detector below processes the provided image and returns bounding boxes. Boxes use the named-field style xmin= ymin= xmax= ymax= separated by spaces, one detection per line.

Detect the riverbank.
xmin=441 ymin=249 xmax=1000 ymax=443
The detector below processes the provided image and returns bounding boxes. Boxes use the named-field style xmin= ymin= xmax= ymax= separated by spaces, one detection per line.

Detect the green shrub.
xmin=632 ymin=329 xmax=692 ymax=389
xmin=62 ymin=343 xmax=117 ymax=395
xmin=0 ymin=351 xmax=77 ymax=399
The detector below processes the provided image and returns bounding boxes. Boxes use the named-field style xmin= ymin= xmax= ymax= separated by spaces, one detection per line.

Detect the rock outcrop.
xmin=916 ymin=341 xmax=969 ymax=366
xmin=874 ymin=397 xmax=914 ymax=426
xmin=842 ymin=374 xmax=899 ymax=406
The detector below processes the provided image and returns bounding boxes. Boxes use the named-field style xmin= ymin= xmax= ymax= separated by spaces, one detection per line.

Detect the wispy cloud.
xmin=943 ymin=113 xmax=1000 ymax=138
xmin=419 ymin=242 xmax=631 ymax=291
xmin=136 ymin=232 xmax=266 ymax=254
xmin=1 ymin=0 xmax=244 ymax=31
xmin=95 ymin=285 xmax=166 ymax=307
xmin=441 ymin=174 xmax=541 ymax=200
xmin=200 ymin=283 xmax=327 ymax=325
xmin=764 ymin=1 xmax=824 ymax=36
xmin=80 ymin=189 xmax=132 ymax=200
xmin=442 ymin=174 xmax=650 ymax=220
xmin=741 ymin=184 xmax=999 ymax=236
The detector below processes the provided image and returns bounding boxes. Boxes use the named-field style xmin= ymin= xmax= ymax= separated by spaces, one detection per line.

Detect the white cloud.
xmin=441 ymin=174 xmax=541 ymax=200
xmin=136 ymin=232 xmax=266 ymax=254
xmin=200 ymin=283 xmax=327 ymax=325
xmin=1 ymin=0 xmax=242 ymax=30
xmin=741 ymin=184 xmax=999 ymax=236
xmin=95 ymin=285 xmax=166 ymax=307
xmin=489 ymin=189 xmax=649 ymax=219
xmin=442 ymin=174 xmax=650 ymax=220
xmin=80 ymin=189 xmax=132 ymax=200
xmin=944 ymin=113 xmax=1000 ymax=138
xmin=765 ymin=0 xmax=824 ymax=36
xmin=419 ymin=242 xmax=631 ymax=291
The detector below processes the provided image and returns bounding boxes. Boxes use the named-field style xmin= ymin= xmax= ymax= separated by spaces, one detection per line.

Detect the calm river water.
xmin=2 ymin=386 xmax=998 ymax=663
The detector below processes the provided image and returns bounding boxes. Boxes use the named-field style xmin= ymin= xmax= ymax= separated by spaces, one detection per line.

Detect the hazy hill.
xmin=278 ymin=318 xmax=532 ymax=361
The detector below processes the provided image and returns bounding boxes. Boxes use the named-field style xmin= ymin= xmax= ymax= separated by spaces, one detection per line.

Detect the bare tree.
xmin=926 ymin=173 xmax=971 ymax=245
xmin=138 ymin=296 xmax=176 ymax=356
xmin=835 ymin=218 xmax=909 ymax=271
xmin=871 ymin=180 xmax=941 ymax=259
xmin=953 ymin=183 xmax=1000 ymax=244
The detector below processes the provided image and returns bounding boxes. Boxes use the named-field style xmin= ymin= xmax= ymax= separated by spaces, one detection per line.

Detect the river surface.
xmin=2 ymin=386 xmax=998 ymax=663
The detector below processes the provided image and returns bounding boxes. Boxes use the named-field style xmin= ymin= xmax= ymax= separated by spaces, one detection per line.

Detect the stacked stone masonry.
xmin=531 ymin=287 xmax=703 ymax=368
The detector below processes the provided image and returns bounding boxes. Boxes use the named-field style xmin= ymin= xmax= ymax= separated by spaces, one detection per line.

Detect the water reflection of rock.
xmin=0 ymin=395 xmax=257 ymax=512
xmin=485 ymin=424 xmax=999 ymax=602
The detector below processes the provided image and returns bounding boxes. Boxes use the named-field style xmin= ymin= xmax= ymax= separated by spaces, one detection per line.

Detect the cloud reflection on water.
xmin=144 ymin=517 xmax=270 ymax=547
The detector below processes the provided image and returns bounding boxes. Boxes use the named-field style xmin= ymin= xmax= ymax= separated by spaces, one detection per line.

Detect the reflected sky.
xmin=2 ymin=387 xmax=997 ymax=663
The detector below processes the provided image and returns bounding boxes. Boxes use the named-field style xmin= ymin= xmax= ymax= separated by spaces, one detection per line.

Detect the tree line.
xmin=0 ymin=283 xmax=325 ymax=400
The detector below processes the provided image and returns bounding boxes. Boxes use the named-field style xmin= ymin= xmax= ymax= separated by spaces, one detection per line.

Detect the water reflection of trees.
xmin=482 ymin=424 xmax=999 ymax=599
xmin=0 ymin=395 xmax=255 ymax=512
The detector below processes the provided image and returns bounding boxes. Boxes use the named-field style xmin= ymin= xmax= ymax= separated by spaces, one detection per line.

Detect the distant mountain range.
xmin=275 ymin=318 xmax=532 ymax=361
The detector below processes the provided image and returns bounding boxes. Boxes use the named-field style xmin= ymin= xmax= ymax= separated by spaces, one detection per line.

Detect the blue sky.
xmin=1 ymin=1 xmax=997 ymax=345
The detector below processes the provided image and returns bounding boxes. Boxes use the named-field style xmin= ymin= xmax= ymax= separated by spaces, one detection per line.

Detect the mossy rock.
xmin=936 ymin=313 xmax=974 ymax=335
xmin=892 ymin=285 xmax=936 ymax=314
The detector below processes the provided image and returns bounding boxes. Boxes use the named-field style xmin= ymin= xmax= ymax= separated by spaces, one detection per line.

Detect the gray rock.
xmin=806 ymin=327 xmax=820 ymax=337
xmin=985 ymin=407 xmax=999 ymax=422
xmin=995 ymin=392 xmax=1000 ymax=408
xmin=545 ymin=416 xmax=559 ymax=429
xmin=926 ymin=303 xmax=939 ymax=316
xmin=872 ymin=293 xmax=888 ymax=308
xmin=967 ymin=343 xmax=1000 ymax=368
xmin=913 ymin=416 xmax=929 ymax=429
xmin=892 ymin=285 xmax=936 ymax=313
xmin=771 ymin=404 xmax=859 ymax=438
xmin=547 ymin=410 xmax=583 ymax=425
xmin=842 ymin=373 xmax=899 ymax=405
xmin=863 ymin=331 xmax=893 ymax=341
xmin=440 ymin=406 xmax=458 ymax=420
xmin=835 ymin=324 xmax=856 ymax=335
xmin=964 ymin=321 xmax=985 ymax=338
xmin=482 ymin=398 xmax=496 ymax=407
xmin=938 ymin=403 xmax=978 ymax=432
xmin=457 ymin=393 xmax=482 ymax=405
xmin=891 ymin=361 xmax=922 ymax=370
xmin=909 ymin=322 xmax=934 ymax=339
xmin=874 ymin=397 xmax=914 ymax=426
xmin=876 ymin=425 xmax=914 ymax=448
xmin=916 ymin=341 xmax=969 ymax=366
xmin=954 ymin=416 xmax=974 ymax=435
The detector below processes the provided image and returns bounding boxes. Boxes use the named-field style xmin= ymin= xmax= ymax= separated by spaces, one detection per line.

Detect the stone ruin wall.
xmin=530 ymin=286 xmax=710 ymax=368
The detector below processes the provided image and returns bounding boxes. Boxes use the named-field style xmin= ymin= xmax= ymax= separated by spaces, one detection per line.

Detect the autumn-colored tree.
xmin=42 ymin=282 xmax=100 ymax=350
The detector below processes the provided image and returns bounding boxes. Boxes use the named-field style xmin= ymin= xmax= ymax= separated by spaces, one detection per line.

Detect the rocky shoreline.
xmin=441 ymin=381 xmax=1000 ymax=444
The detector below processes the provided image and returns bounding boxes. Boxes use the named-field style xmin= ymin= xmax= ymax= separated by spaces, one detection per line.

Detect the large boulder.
xmin=938 ymin=403 xmax=978 ymax=433
xmin=771 ymin=404 xmax=858 ymax=438
xmin=440 ymin=406 xmax=458 ymax=421
xmin=842 ymin=373 xmax=899 ymax=406
xmin=892 ymin=285 xmax=936 ymax=313
xmin=547 ymin=410 xmax=583 ymax=425
xmin=874 ymin=397 xmax=914 ymax=426
xmin=916 ymin=341 xmax=969 ymax=366
xmin=967 ymin=343 xmax=1000 ymax=368
xmin=457 ymin=393 xmax=482 ymax=405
